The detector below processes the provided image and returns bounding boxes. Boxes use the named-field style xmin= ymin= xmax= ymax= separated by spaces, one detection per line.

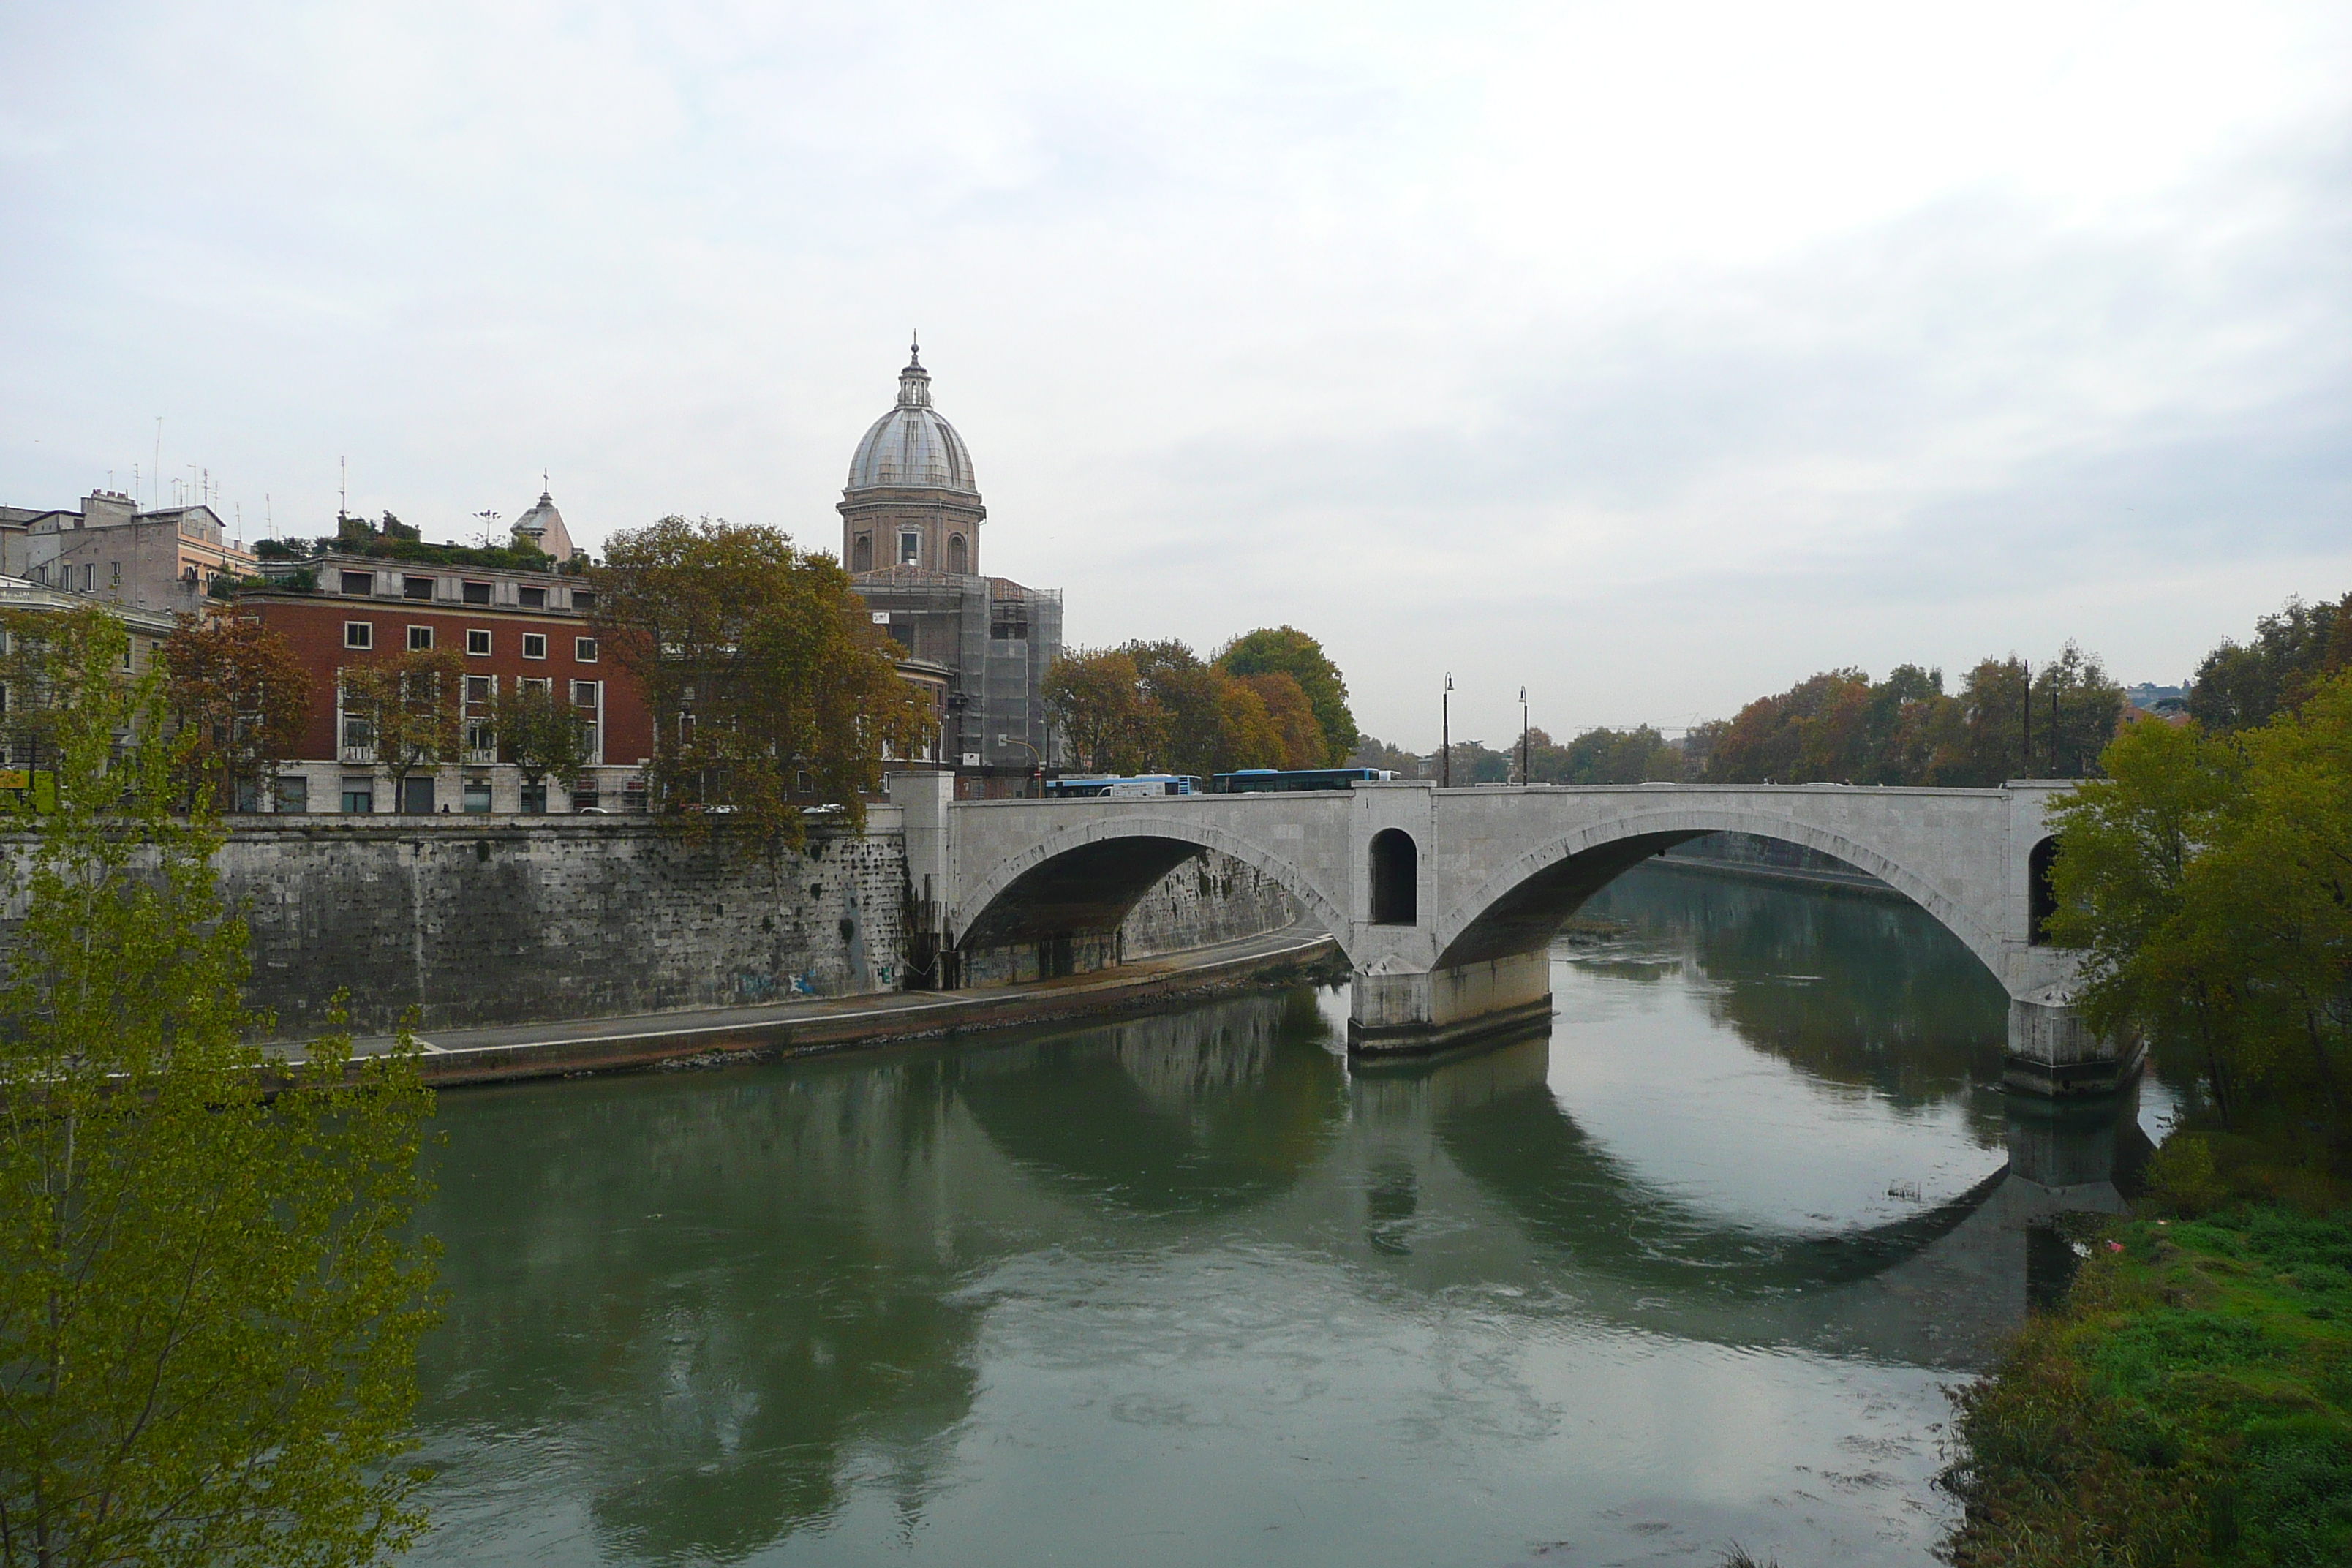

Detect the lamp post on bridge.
xmin=995 ymin=733 xmax=1043 ymax=799
xmin=1519 ymin=686 xmax=1529 ymax=788
xmin=1441 ymin=673 xmax=1452 ymax=789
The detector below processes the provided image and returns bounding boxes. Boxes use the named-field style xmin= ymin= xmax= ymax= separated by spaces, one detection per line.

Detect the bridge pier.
xmin=1349 ymin=951 xmax=1552 ymax=1055
xmin=2004 ymin=983 xmax=2141 ymax=1098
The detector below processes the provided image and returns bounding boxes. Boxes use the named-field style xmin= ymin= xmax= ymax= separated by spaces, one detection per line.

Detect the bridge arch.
xmin=953 ymin=812 xmax=1353 ymax=960
xmin=1430 ymin=807 xmax=2009 ymax=986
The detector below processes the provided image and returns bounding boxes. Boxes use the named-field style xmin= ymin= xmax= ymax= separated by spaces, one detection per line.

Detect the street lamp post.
xmin=1519 ymin=686 xmax=1529 ymax=787
xmin=1441 ymin=673 xmax=1453 ymax=788
xmin=995 ymin=733 xmax=1044 ymax=798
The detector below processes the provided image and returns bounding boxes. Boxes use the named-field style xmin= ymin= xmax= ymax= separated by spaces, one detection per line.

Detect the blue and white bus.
xmin=1208 ymin=767 xmax=1398 ymax=794
xmin=1042 ymin=774 xmax=1203 ymax=799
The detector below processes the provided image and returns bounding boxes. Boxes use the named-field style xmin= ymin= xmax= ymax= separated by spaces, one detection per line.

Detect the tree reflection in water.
xmin=419 ymin=1063 xmax=988 ymax=1561
xmin=407 ymin=876 xmax=2139 ymax=1567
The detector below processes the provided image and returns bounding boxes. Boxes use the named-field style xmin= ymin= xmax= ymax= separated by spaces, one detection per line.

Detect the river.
xmin=402 ymin=862 xmax=2173 ymax=1567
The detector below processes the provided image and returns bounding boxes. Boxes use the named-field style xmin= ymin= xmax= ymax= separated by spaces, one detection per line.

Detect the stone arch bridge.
xmin=890 ymin=775 xmax=2122 ymax=1096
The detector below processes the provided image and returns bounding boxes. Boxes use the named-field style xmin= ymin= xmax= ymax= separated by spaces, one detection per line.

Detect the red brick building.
xmin=241 ymin=552 xmax=652 ymax=814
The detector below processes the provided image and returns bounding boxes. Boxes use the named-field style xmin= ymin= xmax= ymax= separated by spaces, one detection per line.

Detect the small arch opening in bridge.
xmin=1370 ymin=829 xmax=1417 ymax=925
xmin=2028 ymin=835 xmax=2059 ymax=945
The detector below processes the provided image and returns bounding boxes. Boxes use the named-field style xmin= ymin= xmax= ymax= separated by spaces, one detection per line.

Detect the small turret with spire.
xmin=897 ymin=332 xmax=932 ymax=410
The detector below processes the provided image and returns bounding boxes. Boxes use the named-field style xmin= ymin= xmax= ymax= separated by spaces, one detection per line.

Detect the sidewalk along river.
xmin=397 ymin=861 xmax=2176 ymax=1567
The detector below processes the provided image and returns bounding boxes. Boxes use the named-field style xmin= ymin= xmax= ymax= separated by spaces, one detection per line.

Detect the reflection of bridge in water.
xmin=894 ymin=774 xmax=2131 ymax=1095
xmin=416 ymin=964 xmax=2152 ymax=1562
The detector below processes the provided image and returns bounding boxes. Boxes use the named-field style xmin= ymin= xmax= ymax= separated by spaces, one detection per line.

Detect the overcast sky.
xmin=4 ymin=4 xmax=2348 ymax=747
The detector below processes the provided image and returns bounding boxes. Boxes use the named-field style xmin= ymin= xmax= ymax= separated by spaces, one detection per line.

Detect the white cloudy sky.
xmin=4 ymin=4 xmax=2348 ymax=747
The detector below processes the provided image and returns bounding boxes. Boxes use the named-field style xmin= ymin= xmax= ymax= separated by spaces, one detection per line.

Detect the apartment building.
xmin=241 ymin=551 xmax=652 ymax=813
xmin=0 ymin=491 xmax=259 ymax=615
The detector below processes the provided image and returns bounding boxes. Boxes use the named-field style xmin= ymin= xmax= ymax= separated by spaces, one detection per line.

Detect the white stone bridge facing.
xmin=891 ymin=777 xmax=2116 ymax=1094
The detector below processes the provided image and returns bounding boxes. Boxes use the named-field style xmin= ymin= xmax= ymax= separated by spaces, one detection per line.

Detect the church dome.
xmin=845 ymin=343 xmax=977 ymax=492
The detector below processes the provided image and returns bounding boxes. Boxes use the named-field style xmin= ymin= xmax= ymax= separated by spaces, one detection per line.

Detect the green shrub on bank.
xmin=1943 ymin=1202 xmax=2352 ymax=1567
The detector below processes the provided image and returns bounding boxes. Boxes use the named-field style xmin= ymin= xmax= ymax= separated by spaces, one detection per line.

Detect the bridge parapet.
xmin=889 ymin=774 xmax=2128 ymax=1096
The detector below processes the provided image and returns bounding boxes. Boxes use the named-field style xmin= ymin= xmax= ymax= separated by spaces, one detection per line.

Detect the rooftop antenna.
xmin=152 ymin=417 xmax=162 ymax=510
xmin=339 ymin=456 xmax=348 ymax=521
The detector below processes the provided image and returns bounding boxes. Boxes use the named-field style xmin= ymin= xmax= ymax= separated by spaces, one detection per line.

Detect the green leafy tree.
xmin=1215 ymin=627 xmax=1356 ymax=765
xmin=2028 ymin=643 xmax=2126 ymax=779
xmin=1236 ymin=671 xmax=1322 ymax=769
xmin=158 ymin=613 xmax=312 ymax=812
xmin=1213 ymin=679 xmax=1285 ymax=772
xmin=2188 ymin=591 xmax=2352 ymax=732
xmin=491 ymin=680 xmax=587 ymax=809
xmin=1125 ymin=641 xmax=1225 ymax=780
xmin=0 ymin=606 xmax=437 ymax=1567
xmin=341 ymin=649 xmax=466 ymax=809
xmin=595 ymin=518 xmax=931 ymax=847
xmin=1044 ymin=647 xmax=1158 ymax=774
xmin=2045 ymin=712 xmax=2267 ymax=1120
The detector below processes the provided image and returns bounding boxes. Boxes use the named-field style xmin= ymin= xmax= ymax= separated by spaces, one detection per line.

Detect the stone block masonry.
xmin=960 ymin=850 xmax=1301 ymax=986
xmin=214 ymin=815 xmax=913 ymax=1038
xmin=0 ymin=817 xmax=1305 ymax=1041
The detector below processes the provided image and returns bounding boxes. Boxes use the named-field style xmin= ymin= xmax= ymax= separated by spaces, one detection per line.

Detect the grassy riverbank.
xmin=1942 ymin=1140 xmax=2352 ymax=1567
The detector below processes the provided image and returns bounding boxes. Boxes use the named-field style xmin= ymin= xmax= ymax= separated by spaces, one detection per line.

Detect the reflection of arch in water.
xmin=1583 ymin=867 xmax=2010 ymax=1107
xmin=1433 ymin=810 xmax=2008 ymax=984
xmin=1426 ymin=1074 xmax=2007 ymax=1294
xmin=953 ymin=989 xmax=1348 ymax=1216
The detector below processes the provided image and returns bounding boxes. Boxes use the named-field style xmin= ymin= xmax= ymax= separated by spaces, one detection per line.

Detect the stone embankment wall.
xmin=219 ymin=817 xmax=913 ymax=1037
xmin=5 ymin=819 xmax=1303 ymax=1039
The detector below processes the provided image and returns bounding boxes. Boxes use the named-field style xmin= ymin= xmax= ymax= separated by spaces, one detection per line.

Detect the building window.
xmin=407 ymin=625 xmax=434 ymax=651
xmin=899 ymin=531 xmax=921 ymax=566
xmin=519 ymin=780 xmax=548 ymax=814
xmin=467 ymin=628 xmax=491 ymax=656
xmin=461 ymin=778 xmax=493 ymax=813
xmin=949 ymin=533 xmax=968 ymax=573
xmin=82 ymin=565 xmax=95 ymax=592
xmin=340 ymin=570 xmax=373 ymax=595
xmin=522 ymin=633 xmax=547 ymax=660
xmin=571 ymin=679 xmax=600 ymax=706
xmin=572 ymin=589 xmax=596 ymax=611
xmin=463 ymin=674 xmax=494 ymax=705
xmin=109 ymin=562 xmax=121 ymax=585
xmin=852 ymin=535 xmax=872 ymax=571
xmin=341 ymin=778 xmax=375 ymax=814
xmin=344 ymin=622 xmax=373 ymax=650
xmin=575 ymin=636 xmax=597 ymax=662
xmin=461 ymin=581 xmax=492 ymax=606
xmin=341 ymin=711 xmax=374 ymax=760
xmin=519 ymin=676 xmax=553 ymax=696
xmin=518 ymin=585 xmax=546 ymax=609
xmin=275 ymin=776 xmax=308 ymax=814
xmin=402 ymin=575 xmax=434 ymax=600
xmin=573 ymin=775 xmax=600 ymax=812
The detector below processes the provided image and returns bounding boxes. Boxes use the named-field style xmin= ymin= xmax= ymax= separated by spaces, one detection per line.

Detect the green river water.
xmin=401 ymin=863 xmax=2171 ymax=1567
